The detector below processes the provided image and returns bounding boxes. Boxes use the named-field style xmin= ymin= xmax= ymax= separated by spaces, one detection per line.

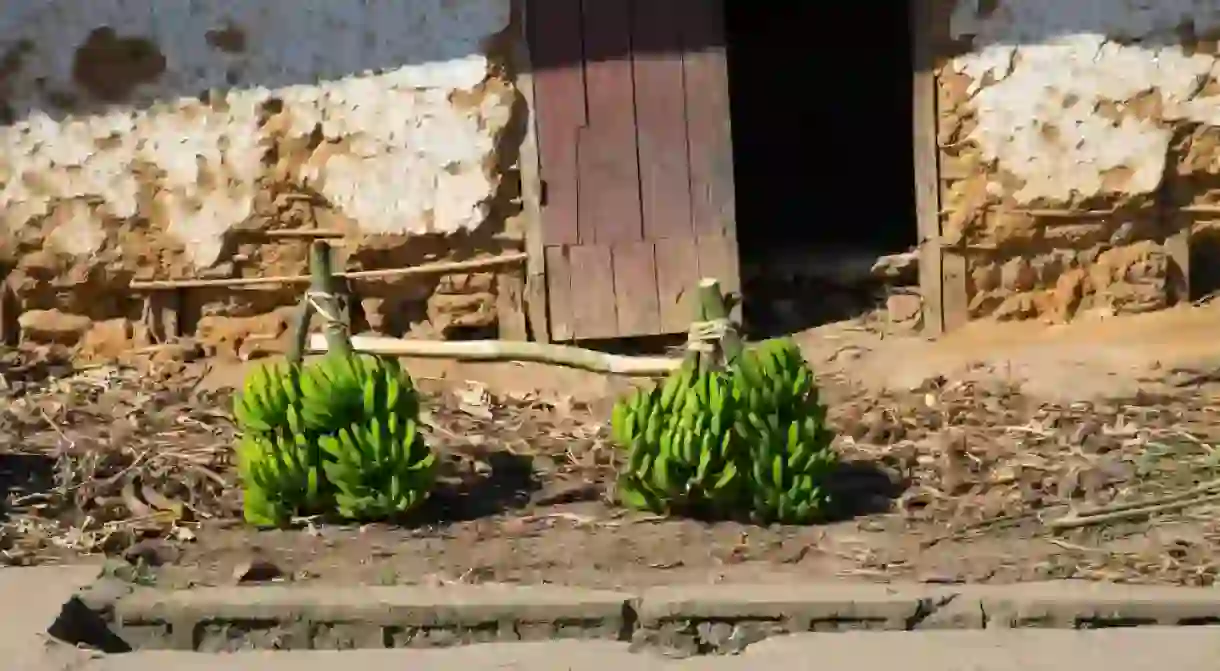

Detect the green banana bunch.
xmin=612 ymin=363 xmax=745 ymax=517
xmin=319 ymin=409 xmax=436 ymax=521
xmin=232 ymin=350 xmax=432 ymax=526
xmin=235 ymin=422 xmax=325 ymax=527
xmin=732 ymin=338 xmax=837 ymax=525
xmin=233 ymin=361 xmax=301 ymax=434
xmin=295 ymin=353 xmax=420 ymax=434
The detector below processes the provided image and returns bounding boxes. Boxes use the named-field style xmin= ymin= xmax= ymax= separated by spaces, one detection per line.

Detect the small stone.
xmin=725 ymin=622 xmax=772 ymax=653
xmin=696 ymin=621 xmax=735 ymax=650
xmin=232 ymin=557 xmax=284 ymax=584
xmin=123 ymin=539 xmax=179 ymax=568
xmin=887 ymin=293 xmax=923 ymax=323
xmin=871 ymin=251 xmax=919 ymax=284
xmin=18 ymin=310 xmax=92 ymax=346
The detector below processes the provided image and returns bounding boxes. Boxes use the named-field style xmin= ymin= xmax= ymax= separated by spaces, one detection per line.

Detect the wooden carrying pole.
xmin=305 ymin=277 xmax=737 ymax=377
xmin=308 ymin=333 xmax=682 ymax=376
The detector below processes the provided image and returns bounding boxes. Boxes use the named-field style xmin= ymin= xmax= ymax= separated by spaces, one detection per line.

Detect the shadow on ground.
xmin=422 ymin=450 xmax=541 ymax=523
xmin=822 ymin=459 xmax=906 ymax=522
xmin=0 ymin=452 xmax=56 ymax=523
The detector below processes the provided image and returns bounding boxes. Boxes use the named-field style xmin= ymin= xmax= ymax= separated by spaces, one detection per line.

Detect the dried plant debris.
xmin=0 ymin=349 xmax=237 ymax=564
xmin=6 ymin=345 xmax=1220 ymax=586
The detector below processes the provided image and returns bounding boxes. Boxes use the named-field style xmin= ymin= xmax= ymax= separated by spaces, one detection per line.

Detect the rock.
xmin=427 ymin=292 xmax=495 ymax=332
xmin=123 ymin=539 xmax=180 ymax=567
xmin=887 ymin=292 xmax=923 ymax=323
xmin=79 ymin=318 xmax=141 ymax=360
xmin=232 ymin=557 xmax=284 ymax=584
xmin=18 ymin=309 xmax=92 ymax=346
xmin=871 ymin=251 xmax=919 ymax=284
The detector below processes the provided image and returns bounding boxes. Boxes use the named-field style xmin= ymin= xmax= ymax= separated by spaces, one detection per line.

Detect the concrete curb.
xmin=51 ymin=579 xmax=1220 ymax=654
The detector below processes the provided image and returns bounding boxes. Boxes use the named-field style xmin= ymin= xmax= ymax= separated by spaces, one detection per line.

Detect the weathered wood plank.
xmin=496 ymin=270 xmax=529 ymax=341
xmin=568 ymin=244 xmax=619 ymax=339
xmin=632 ymin=0 xmax=693 ymax=241
xmin=911 ymin=0 xmax=945 ymax=334
xmin=680 ymin=0 xmax=735 ymax=238
xmin=655 ymin=237 xmax=701 ymax=333
xmin=528 ymin=0 xmax=585 ymax=246
xmin=579 ymin=0 xmax=643 ymax=245
xmin=513 ymin=0 xmax=551 ymax=342
xmin=0 ymin=276 xmax=17 ymax=346
xmin=544 ymin=245 xmax=574 ymax=341
xmin=612 ymin=241 xmax=661 ymax=336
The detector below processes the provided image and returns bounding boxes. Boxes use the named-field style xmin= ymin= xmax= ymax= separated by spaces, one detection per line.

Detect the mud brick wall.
xmin=934 ymin=0 xmax=1220 ymax=322
xmin=0 ymin=0 xmax=525 ymax=360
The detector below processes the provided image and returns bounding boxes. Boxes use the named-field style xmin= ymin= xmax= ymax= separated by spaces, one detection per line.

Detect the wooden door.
xmin=527 ymin=0 xmax=739 ymax=341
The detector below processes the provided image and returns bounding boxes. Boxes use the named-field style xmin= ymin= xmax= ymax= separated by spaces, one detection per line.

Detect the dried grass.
xmin=5 ymin=345 xmax=1220 ymax=585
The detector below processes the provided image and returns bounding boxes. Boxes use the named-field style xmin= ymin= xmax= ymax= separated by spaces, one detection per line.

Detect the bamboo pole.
xmin=127 ymin=252 xmax=529 ymax=291
xmin=308 ymin=241 xmax=353 ymax=357
xmin=694 ymin=277 xmax=742 ymax=369
xmin=307 ymin=333 xmax=682 ymax=376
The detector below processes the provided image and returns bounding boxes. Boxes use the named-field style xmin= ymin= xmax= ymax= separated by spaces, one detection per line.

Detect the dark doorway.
xmin=724 ymin=1 xmax=919 ymax=336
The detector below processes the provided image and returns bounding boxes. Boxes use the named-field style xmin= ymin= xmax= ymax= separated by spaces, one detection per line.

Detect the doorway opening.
xmin=723 ymin=1 xmax=920 ymax=337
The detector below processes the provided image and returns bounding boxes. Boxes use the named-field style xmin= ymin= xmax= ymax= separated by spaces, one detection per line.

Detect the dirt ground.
xmin=7 ymin=305 xmax=1220 ymax=589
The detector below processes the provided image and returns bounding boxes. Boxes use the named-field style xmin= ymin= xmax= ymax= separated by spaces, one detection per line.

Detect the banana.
xmin=651 ymin=452 xmax=672 ymax=493
xmin=696 ymin=443 xmax=713 ymax=483
xmin=319 ymin=410 xmax=435 ymax=521
xmin=233 ymin=363 xmax=297 ymax=433
xmin=659 ymin=372 xmax=683 ymax=411
xmin=628 ymin=438 xmax=649 ymax=474
xmin=696 ymin=432 xmax=715 ymax=471
xmin=659 ymin=426 xmax=676 ymax=464
xmin=617 ymin=476 xmax=659 ymax=512
xmin=611 ymin=398 xmax=632 ymax=445
xmin=712 ymin=461 xmax=738 ymax=491
xmin=236 ymin=430 xmax=321 ymax=527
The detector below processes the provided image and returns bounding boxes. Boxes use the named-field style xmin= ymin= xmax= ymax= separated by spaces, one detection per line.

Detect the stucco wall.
xmin=0 ymin=0 xmax=521 ymax=358
xmin=938 ymin=0 xmax=1220 ymax=321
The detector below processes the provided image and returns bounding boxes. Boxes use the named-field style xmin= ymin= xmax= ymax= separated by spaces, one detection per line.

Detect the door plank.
xmin=612 ymin=241 xmax=661 ymax=336
xmin=528 ymin=0 xmax=585 ymax=246
xmin=910 ymin=0 xmax=944 ymax=334
xmin=655 ymin=237 xmax=701 ymax=333
xmin=568 ymin=245 xmax=619 ymax=339
xmin=632 ymin=0 xmax=693 ymax=241
xmin=579 ymin=0 xmax=643 ymax=246
xmin=544 ymin=245 xmax=575 ymax=341
xmin=680 ymin=0 xmax=736 ymax=238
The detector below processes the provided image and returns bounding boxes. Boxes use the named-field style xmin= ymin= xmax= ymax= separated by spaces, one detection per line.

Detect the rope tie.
xmin=306 ymin=290 xmax=347 ymax=332
xmin=686 ymin=317 xmax=732 ymax=353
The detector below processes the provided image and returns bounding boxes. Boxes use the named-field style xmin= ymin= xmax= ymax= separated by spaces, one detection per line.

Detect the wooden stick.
xmin=260 ymin=229 xmax=346 ymax=239
xmin=1046 ymin=492 xmax=1220 ymax=531
xmin=127 ymin=252 xmax=529 ymax=291
xmin=1180 ymin=204 xmax=1220 ymax=214
xmin=307 ymin=333 xmax=682 ymax=376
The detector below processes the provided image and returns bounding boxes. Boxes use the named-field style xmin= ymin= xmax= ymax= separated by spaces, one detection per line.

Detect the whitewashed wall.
xmin=0 ymin=0 xmax=514 ymax=268
xmin=941 ymin=0 xmax=1220 ymax=320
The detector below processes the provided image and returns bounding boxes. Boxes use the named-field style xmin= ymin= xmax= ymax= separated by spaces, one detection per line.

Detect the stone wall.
xmin=0 ymin=0 xmax=523 ymax=359
xmin=936 ymin=0 xmax=1220 ymax=321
